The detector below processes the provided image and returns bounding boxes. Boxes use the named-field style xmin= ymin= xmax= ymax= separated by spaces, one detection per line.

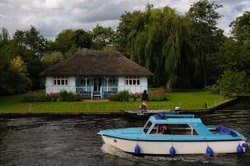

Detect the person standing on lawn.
xmin=141 ymin=90 xmax=148 ymax=102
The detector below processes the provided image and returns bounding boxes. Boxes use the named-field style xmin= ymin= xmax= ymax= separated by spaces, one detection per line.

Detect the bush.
xmin=58 ymin=91 xmax=81 ymax=101
xmin=22 ymin=91 xmax=50 ymax=102
xmin=215 ymin=70 xmax=250 ymax=98
xmin=108 ymin=93 xmax=120 ymax=101
xmin=0 ymin=84 xmax=15 ymax=96
xmin=47 ymin=93 xmax=60 ymax=102
xmin=148 ymin=87 xmax=168 ymax=101
xmin=130 ymin=92 xmax=141 ymax=101
xmin=22 ymin=91 xmax=81 ymax=102
xmin=109 ymin=90 xmax=130 ymax=101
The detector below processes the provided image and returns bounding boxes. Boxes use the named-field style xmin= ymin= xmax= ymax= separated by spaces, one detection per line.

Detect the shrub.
xmin=22 ymin=91 xmax=50 ymax=102
xmin=22 ymin=91 xmax=81 ymax=102
xmin=108 ymin=93 xmax=120 ymax=101
xmin=119 ymin=90 xmax=130 ymax=101
xmin=215 ymin=70 xmax=250 ymax=98
xmin=47 ymin=93 xmax=59 ymax=102
xmin=148 ymin=87 xmax=168 ymax=101
xmin=54 ymin=91 xmax=81 ymax=102
xmin=130 ymin=92 xmax=141 ymax=101
xmin=109 ymin=90 xmax=130 ymax=101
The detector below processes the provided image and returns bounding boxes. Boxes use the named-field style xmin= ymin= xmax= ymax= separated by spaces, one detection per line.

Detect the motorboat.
xmin=98 ymin=113 xmax=248 ymax=156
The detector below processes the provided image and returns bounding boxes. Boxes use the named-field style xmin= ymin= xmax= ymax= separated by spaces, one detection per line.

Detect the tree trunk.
xmin=166 ymin=80 xmax=172 ymax=92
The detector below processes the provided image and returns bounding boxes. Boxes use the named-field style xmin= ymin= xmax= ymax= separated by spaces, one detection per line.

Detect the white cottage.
xmin=40 ymin=50 xmax=153 ymax=99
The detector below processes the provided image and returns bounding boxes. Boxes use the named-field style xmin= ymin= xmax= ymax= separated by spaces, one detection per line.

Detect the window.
xmin=125 ymin=76 xmax=140 ymax=85
xmin=80 ymin=78 xmax=89 ymax=86
xmin=54 ymin=76 xmax=68 ymax=85
xmin=143 ymin=121 xmax=152 ymax=134
xmin=167 ymin=124 xmax=199 ymax=135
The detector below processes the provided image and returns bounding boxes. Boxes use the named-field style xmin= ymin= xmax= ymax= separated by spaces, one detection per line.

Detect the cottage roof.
xmin=40 ymin=50 xmax=153 ymax=76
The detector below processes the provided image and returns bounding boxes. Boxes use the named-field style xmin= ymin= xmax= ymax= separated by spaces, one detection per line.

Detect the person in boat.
xmin=140 ymin=102 xmax=148 ymax=113
xmin=161 ymin=125 xmax=171 ymax=134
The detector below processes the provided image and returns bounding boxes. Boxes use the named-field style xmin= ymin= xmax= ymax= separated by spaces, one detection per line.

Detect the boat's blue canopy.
xmin=149 ymin=117 xmax=201 ymax=124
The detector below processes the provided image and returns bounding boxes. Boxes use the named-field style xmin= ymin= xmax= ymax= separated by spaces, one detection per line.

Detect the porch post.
xmin=84 ymin=77 xmax=88 ymax=91
xmin=106 ymin=77 xmax=109 ymax=92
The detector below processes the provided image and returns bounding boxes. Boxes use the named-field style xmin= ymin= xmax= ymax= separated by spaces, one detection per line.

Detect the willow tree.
xmin=117 ymin=5 xmax=196 ymax=89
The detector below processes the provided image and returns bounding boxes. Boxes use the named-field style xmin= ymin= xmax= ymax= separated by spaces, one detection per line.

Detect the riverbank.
xmin=0 ymin=91 xmax=231 ymax=114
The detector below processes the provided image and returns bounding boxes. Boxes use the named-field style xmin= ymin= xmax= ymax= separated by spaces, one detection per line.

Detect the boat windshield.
xmin=143 ymin=121 xmax=152 ymax=134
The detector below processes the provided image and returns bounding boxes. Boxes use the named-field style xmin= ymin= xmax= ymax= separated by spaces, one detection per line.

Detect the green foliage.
xmin=117 ymin=5 xmax=196 ymax=89
xmin=91 ymin=24 xmax=116 ymax=50
xmin=54 ymin=29 xmax=91 ymax=54
xmin=43 ymin=51 xmax=64 ymax=66
xmin=8 ymin=70 xmax=32 ymax=93
xmin=10 ymin=26 xmax=48 ymax=89
xmin=109 ymin=90 xmax=130 ymax=101
xmin=22 ymin=91 xmax=50 ymax=102
xmin=230 ymin=11 xmax=250 ymax=44
xmin=58 ymin=91 xmax=81 ymax=102
xmin=215 ymin=70 xmax=250 ymax=98
xmin=22 ymin=91 xmax=81 ymax=102
xmin=188 ymin=0 xmax=224 ymax=87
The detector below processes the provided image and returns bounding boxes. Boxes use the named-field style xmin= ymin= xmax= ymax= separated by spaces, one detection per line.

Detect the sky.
xmin=0 ymin=0 xmax=249 ymax=40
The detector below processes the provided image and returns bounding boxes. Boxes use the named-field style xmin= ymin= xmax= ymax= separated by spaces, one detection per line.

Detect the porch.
xmin=75 ymin=76 xmax=118 ymax=99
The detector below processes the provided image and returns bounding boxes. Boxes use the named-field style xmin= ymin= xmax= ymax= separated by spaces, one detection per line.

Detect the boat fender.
xmin=237 ymin=144 xmax=244 ymax=154
xmin=206 ymin=146 xmax=213 ymax=156
xmin=169 ymin=146 xmax=176 ymax=157
xmin=134 ymin=145 xmax=140 ymax=155
xmin=242 ymin=143 xmax=249 ymax=148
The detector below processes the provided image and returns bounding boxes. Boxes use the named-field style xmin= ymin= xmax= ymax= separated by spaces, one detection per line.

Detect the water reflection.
xmin=0 ymin=111 xmax=249 ymax=166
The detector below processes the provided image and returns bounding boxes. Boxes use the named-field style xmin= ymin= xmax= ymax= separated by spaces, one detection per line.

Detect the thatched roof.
xmin=40 ymin=50 xmax=153 ymax=76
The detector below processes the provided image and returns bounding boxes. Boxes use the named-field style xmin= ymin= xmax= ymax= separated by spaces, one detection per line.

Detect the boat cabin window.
xmin=168 ymin=124 xmax=198 ymax=135
xmin=149 ymin=124 xmax=199 ymax=135
xmin=143 ymin=121 xmax=152 ymax=133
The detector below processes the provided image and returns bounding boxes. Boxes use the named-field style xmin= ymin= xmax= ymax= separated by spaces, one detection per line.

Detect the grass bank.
xmin=0 ymin=91 xmax=230 ymax=113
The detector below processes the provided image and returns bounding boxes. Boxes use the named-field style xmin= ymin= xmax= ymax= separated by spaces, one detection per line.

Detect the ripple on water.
xmin=0 ymin=111 xmax=250 ymax=166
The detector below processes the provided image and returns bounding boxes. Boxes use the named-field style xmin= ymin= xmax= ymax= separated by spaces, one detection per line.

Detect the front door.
xmin=93 ymin=77 xmax=101 ymax=92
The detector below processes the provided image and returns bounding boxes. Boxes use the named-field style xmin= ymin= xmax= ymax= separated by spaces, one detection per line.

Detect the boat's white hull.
xmin=101 ymin=135 xmax=246 ymax=155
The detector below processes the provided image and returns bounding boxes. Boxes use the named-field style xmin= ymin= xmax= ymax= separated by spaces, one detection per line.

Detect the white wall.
xmin=45 ymin=76 xmax=76 ymax=94
xmin=118 ymin=76 xmax=148 ymax=93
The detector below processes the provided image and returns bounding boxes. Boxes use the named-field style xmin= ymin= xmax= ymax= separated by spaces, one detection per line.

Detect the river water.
xmin=0 ymin=111 xmax=249 ymax=166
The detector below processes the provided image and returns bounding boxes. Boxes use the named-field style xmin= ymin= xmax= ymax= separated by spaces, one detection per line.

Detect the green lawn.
xmin=0 ymin=91 xmax=231 ymax=113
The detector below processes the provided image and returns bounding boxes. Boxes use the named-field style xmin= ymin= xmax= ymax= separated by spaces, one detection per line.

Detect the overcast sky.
xmin=0 ymin=0 xmax=249 ymax=40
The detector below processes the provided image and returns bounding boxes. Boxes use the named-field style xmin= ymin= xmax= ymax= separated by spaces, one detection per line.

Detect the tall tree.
xmin=54 ymin=29 xmax=91 ymax=54
xmin=11 ymin=26 xmax=48 ymax=89
xmin=8 ymin=56 xmax=31 ymax=93
xmin=213 ymin=12 xmax=250 ymax=97
xmin=230 ymin=11 xmax=250 ymax=44
xmin=91 ymin=25 xmax=116 ymax=50
xmin=0 ymin=28 xmax=12 ymax=95
xmin=188 ymin=0 xmax=224 ymax=87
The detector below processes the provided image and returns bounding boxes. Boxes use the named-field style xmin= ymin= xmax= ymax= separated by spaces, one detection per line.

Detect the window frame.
xmin=53 ymin=76 xmax=68 ymax=86
xmin=125 ymin=76 xmax=141 ymax=85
